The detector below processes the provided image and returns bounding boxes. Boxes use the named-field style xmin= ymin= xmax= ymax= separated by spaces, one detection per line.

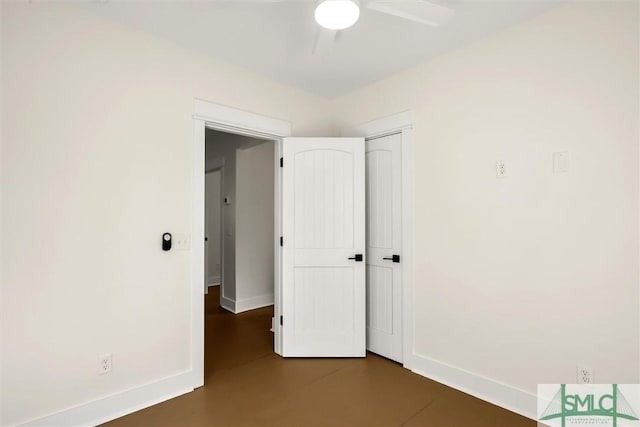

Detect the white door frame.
xmin=192 ymin=99 xmax=291 ymax=388
xmin=204 ymin=166 xmax=223 ymax=292
xmin=352 ymin=111 xmax=415 ymax=370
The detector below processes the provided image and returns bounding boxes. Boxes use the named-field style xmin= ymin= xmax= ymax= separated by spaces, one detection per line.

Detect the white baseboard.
xmin=19 ymin=371 xmax=194 ymax=427
xmin=220 ymin=295 xmax=236 ymax=313
xmin=410 ymin=353 xmax=536 ymax=421
xmin=207 ymin=276 xmax=220 ymax=286
xmin=219 ymin=294 xmax=274 ymax=314
xmin=236 ymin=294 xmax=274 ymax=313
xmin=12 ymin=347 xmax=534 ymax=426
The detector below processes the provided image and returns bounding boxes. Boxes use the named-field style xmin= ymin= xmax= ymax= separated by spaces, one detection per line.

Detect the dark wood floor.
xmin=104 ymin=287 xmax=534 ymax=427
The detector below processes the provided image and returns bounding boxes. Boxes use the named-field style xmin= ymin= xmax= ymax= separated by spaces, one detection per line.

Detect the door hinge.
xmin=280 ymin=315 xmax=283 ymax=326
xmin=280 ymin=157 xmax=283 ymax=168
xmin=280 ymin=236 xmax=283 ymax=246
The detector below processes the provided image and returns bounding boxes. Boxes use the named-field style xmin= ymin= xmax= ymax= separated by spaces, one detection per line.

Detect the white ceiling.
xmin=78 ymin=1 xmax=562 ymax=97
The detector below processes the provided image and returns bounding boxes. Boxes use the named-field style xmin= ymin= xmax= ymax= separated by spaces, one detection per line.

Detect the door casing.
xmin=204 ymin=167 xmax=223 ymax=295
xmin=192 ymin=99 xmax=291 ymax=388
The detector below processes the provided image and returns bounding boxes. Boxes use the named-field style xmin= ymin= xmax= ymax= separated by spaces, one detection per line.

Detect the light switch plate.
xmin=553 ymin=151 xmax=569 ymax=173
xmin=173 ymin=234 xmax=191 ymax=251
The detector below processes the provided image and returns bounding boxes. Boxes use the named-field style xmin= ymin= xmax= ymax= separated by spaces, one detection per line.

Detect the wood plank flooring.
xmin=103 ymin=287 xmax=535 ymax=427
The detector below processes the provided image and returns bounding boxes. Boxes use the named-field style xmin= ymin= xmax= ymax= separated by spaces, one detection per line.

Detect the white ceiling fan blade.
xmin=311 ymin=27 xmax=339 ymax=55
xmin=366 ymin=0 xmax=454 ymax=27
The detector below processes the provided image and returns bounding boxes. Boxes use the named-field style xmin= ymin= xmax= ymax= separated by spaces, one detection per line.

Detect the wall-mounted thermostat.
xmin=162 ymin=233 xmax=172 ymax=251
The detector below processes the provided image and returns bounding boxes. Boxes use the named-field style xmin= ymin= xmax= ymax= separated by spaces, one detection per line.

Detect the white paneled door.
xmin=282 ymin=138 xmax=366 ymax=357
xmin=365 ymin=133 xmax=403 ymax=363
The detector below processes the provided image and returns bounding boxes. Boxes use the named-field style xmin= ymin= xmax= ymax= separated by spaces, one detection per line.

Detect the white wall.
xmin=0 ymin=3 xmax=331 ymax=425
xmin=236 ymin=141 xmax=275 ymax=311
xmin=2 ymin=1 xmax=639 ymax=425
xmin=205 ymin=170 xmax=221 ymax=284
xmin=332 ymin=0 xmax=639 ymax=405
xmin=0 ymin=1 xmax=4 ymax=416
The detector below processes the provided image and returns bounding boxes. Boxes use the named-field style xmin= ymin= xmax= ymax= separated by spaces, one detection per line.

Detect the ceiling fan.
xmin=312 ymin=0 xmax=455 ymax=29
xmin=223 ymin=0 xmax=456 ymax=54
xmin=236 ymin=0 xmax=454 ymax=28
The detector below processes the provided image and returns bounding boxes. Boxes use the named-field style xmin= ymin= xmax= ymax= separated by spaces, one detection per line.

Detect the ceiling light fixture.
xmin=314 ymin=0 xmax=360 ymax=30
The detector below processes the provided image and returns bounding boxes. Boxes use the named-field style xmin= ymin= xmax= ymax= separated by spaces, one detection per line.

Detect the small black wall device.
xmin=162 ymin=233 xmax=172 ymax=251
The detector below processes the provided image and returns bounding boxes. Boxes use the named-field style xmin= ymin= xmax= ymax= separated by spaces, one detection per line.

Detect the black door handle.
xmin=348 ymin=254 xmax=363 ymax=262
xmin=383 ymin=255 xmax=400 ymax=263
xmin=205 ymin=237 xmax=208 ymax=242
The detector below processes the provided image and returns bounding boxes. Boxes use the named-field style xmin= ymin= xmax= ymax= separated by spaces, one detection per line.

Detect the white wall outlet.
xmin=577 ymin=365 xmax=593 ymax=384
xmin=496 ymin=160 xmax=508 ymax=178
xmin=553 ymin=151 xmax=569 ymax=173
xmin=99 ymin=353 xmax=112 ymax=375
xmin=174 ymin=234 xmax=191 ymax=251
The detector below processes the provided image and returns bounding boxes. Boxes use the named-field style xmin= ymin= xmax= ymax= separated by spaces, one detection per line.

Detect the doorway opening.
xmin=204 ymin=129 xmax=276 ymax=313
xmin=203 ymin=128 xmax=278 ymax=377
xmin=191 ymin=99 xmax=291 ymax=388
xmin=192 ymin=100 xmax=414 ymax=390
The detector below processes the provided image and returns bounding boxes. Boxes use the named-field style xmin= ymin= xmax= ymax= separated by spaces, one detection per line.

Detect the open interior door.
xmin=365 ymin=133 xmax=403 ymax=362
xmin=281 ymin=137 xmax=366 ymax=357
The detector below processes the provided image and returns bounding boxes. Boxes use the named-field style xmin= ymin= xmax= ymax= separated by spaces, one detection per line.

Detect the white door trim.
xmin=205 ymin=168 xmax=223 ymax=291
xmin=192 ymin=99 xmax=291 ymax=388
xmin=353 ymin=111 xmax=415 ymax=370
xmin=194 ymin=99 xmax=291 ymax=138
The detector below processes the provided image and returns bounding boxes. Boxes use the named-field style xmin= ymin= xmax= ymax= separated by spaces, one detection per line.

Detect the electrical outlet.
xmin=496 ymin=160 xmax=508 ymax=178
xmin=577 ymin=365 xmax=593 ymax=384
xmin=99 ymin=353 xmax=112 ymax=375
